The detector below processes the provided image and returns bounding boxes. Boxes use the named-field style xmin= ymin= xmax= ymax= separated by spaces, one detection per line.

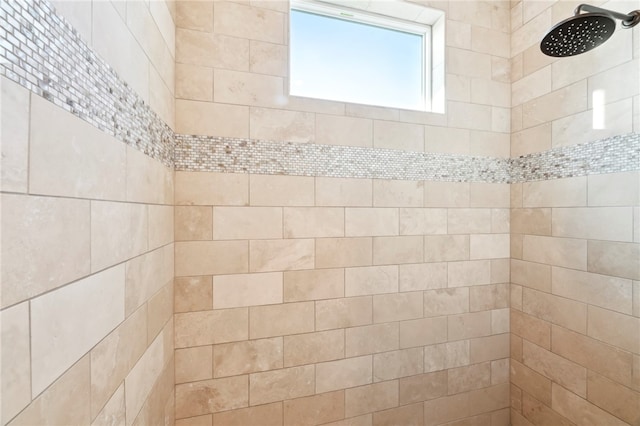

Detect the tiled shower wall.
xmin=509 ymin=0 xmax=640 ymax=425
xmin=173 ymin=1 xmax=513 ymax=425
xmin=1 ymin=1 xmax=176 ymax=424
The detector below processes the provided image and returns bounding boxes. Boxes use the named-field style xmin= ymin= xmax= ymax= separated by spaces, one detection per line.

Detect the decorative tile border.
xmin=510 ymin=133 xmax=640 ymax=182
xmin=1 ymin=0 xmax=638 ymax=183
xmin=0 ymin=0 xmax=174 ymax=166
xmin=174 ymin=134 xmax=513 ymax=182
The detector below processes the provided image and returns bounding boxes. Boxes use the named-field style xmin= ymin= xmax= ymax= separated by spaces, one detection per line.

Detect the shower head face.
xmin=540 ymin=12 xmax=616 ymax=57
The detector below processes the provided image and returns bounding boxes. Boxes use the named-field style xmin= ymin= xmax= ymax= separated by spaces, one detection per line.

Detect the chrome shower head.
xmin=540 ymin=4 xmax=640 ymax=57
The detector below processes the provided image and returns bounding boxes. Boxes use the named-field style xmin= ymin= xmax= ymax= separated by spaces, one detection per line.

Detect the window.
xmin=289 ymin=0 xmax=445 ymax=112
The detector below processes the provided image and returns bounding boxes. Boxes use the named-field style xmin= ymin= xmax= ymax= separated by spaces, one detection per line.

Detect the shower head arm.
xmin=574 ymin=3 xmax=640 ymax=26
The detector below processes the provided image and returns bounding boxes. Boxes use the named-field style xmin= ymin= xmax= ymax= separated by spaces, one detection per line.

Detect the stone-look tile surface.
xmin=1 ymin=302 xmax=31 ymax=424
xmin=175 ymin=376 xmax=248 ymax=418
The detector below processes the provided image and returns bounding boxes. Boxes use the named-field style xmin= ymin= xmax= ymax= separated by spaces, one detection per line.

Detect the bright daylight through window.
xmin=289 ymin=0 xmax=443 ymax=112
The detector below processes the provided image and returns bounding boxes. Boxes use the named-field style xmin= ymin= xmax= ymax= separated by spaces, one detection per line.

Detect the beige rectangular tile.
xmin=373 ymin=120 xmax=424 ymax=151
xmin=423 ymin=393 xmax=470 ymax=426
xmin=448 ymin=311 xmax=492 ymax=341
xmin=469 ymin=184 xmax=510 ymax=208
xmin=212 ymin=403 xmax=281 ymax=426
xmin=466 ymin=383 xmax=510 ymax=416
xmin=284 ymin=390 xmax=345 ymax=426
xmin=125 ymin=330 xmax=169 ymax=424
xmin=176 ymin=100 xmax=249 ymax=138
xmin=523 ymin=235 xmax=587 ymax=270
xmin=448 ymin=260 xmax=492 ymax=287
xmin=511 ymin=360 xmax=552 ymax=406
xmin=29 ymin=78 xmax=126 ymax=201
xmin=399 ymin=208 xmax=447 ymax=235
xmin=424 ymin=340 xmax=470 ymax=373
xmin=213 ymin=272 xmax=283 ymax=309
xmin=373 ymin=348 xmax=423 ymax=382
xmin=176 ymin=346 xmax=213 ymax=384
xmin=214 ymin=69 xmax=283 ymax=108
xmin=552 ymin=325 xmax=634 ymax=387
xmin=250 ymin=239 xmax=315 ymax=272
xmin=346 ymin=208 xmax=399 ymax=237
xmin=511 ymin=309 xmax=551 ymax=349
xmin=373 ymin=402 xmax=423 ymax=426
xmin=283 ymin=268 xmax=344 ymax=302
xmin=520 ymin=392 xmax=572 ymax=426
xmin=317 ymin=356 xmax=373 ymax=393
xmin=552 ymin=383 xmax=627 ymax=426
xmin=511 ymin=259 xmax=551 ymax=292
xmin=284 ymin=207 xmax=344 ymax=238
xmin=447 ymin=362 xmax=491 ymax=395
xmin=284 ymin=330 xmax=344 ymax=367
xmin=346 ymin=381 xmax=399 ymax=418
xmin=176 ymin=63 xmax=213 ymax=102
xmin=1 ymin=194 xmax=90 ymax=308
xmin=176 ymin=28 xmax=248 ymax=69
xmin=176 ymin=415 xmax=212 ymax=426
xmin=214 ymin=338 xmax=283 ymax=378
xmin=587 ymin=371 xmax=640 ymax=425
xmin=470 ymin=234 xmax=510 ymax=260
xmin=316 ymin=296 xmax=372 ymax=330
xmin=173 ymin=277 xmax=213 ymax=313
xmin=400 ymin=317 xmax=448 ymax=348
xmin=588 ymin=305 xmax=640 ymax=353
xmin=250 ymin=365 xmax=315 ymax=405
xmin=31 ymin=266 xmax=124 ymax=397
xmin=175 ymin=308 xmax=248 ymax=348
xmin=491 ymin=259 xmax=510 ymax=285
xmin=316 ymin=114 xmax=373 ymax=147
xmin=250 ymin=301 xmax=315 ymax=339
xmin=250 ymin=40 xmax=287 ymax=77
xmin=125 ymin=146 xmax=174 ymax=205
xmin=316 ymin=237 xmax=372 ymax=268
xmin=148 ymin=205 xmax=173 ymax=250
xmin=552 ymin=267 xmax=633 ymax=314
xmin=345 ymin=265 xmax=398 ymax=297
xmin=8 ymin=356 xmax=90 ymax=426
xmin=523 ymin=177 xmax=587 ymax=207
xmin=470 ymin=284 xmax=509 ymax=312
xmin=1 ymin=77 xmax=29 ymax=193
xmin=470 ymin=334 xmax=509 ymax=364
xmin=373 ymin=292 xmax=423 ymax=323
xmin=424 ymin=235 xmax=470 ymax=262
xmin=250 ymin=174 xmax=314 ymax=206
xmin=588 ymin=171 xmax=640 ymax=206
xmin=373 ymin=236 xmax=423 ymax=265
xmin=511 ymin=208 xmax=551 ymax=235
xmin=399 ymin=371 xmax=447 ymax=405
xmin=523 ymin=288 xmax=587 ymax=333
xmin=213 ymin=1 xmax=284 ymax=43
xmin=447 ymin=47 xmax=492 ymax=79
xmin=398 ymin=263 xmax=447 ymax=292
xmin=175 ymin=171 xmax=249 ymax=206
xmin=553 ymin=207 xmax=633 ymax=242
xmin=447 ymin=101 xmax=493 ymax=131
xmin=316 ymin=177 xmax=373 ymax=207
xmin=424 ymin=288 xmax=469 ymax=317
xmin=125 ymin=244 xmax=174 ymax=317
xmin=176 ymin=1 xmax=212 ymax=31
xmin=175 ymin=241 xmax=248 ymax=276
xmin=522 ymin=80 xmax=588 ymax=128
xmin=91 ymin=201 xmax=148 ymax=272
xmin=250 ymin=107 xmax=315 ymax=143
xmin=213 ymin=207 xmax=282 ymax=240
xmin=175 ymin=206 xmax=213 ymax=241
xmin=1 ymin=302 xmax=31 ymax=424
xmin=447 ymin=209 xmax=492 ymax=234
xmin=147 ymin=282 xmax=173 ymax=343
xmin=346 ymin=323 xmax=399 ymax=357
xmin=373 ymin=180 xmax=424 ymax=207
xmin=424 ymin=182 xmax=470 ymax=208
xmin=523 ymin=340 xmax=587 ymax=397
xmin=92 ymin=383 xmax=125 ymax=426
xmin=588 ymin=240 xmax=640 ymax=280
xmin=176 ymin=376 xmax=248 ymax=418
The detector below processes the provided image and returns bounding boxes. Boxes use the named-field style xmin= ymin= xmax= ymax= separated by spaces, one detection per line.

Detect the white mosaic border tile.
xmin=0 ymin=0 xmax=174 ymax=166
xmin=2 ymin=0 xmax=638 ymax=183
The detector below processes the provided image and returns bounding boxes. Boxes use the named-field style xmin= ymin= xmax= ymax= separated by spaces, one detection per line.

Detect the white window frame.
xmin=289 ymin=0 xmax=439 ymax=112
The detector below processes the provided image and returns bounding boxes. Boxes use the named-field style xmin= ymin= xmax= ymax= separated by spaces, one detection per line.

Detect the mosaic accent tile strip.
xmin=0 ymin=0 xmax=174 ymax=166
xmin=174 ymin=134 xmax=513 ymax=182
xmin=174 ymin=133 xmax=639 ymax=182
xmin=510 ymin=133 xmax=640 ymax=182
